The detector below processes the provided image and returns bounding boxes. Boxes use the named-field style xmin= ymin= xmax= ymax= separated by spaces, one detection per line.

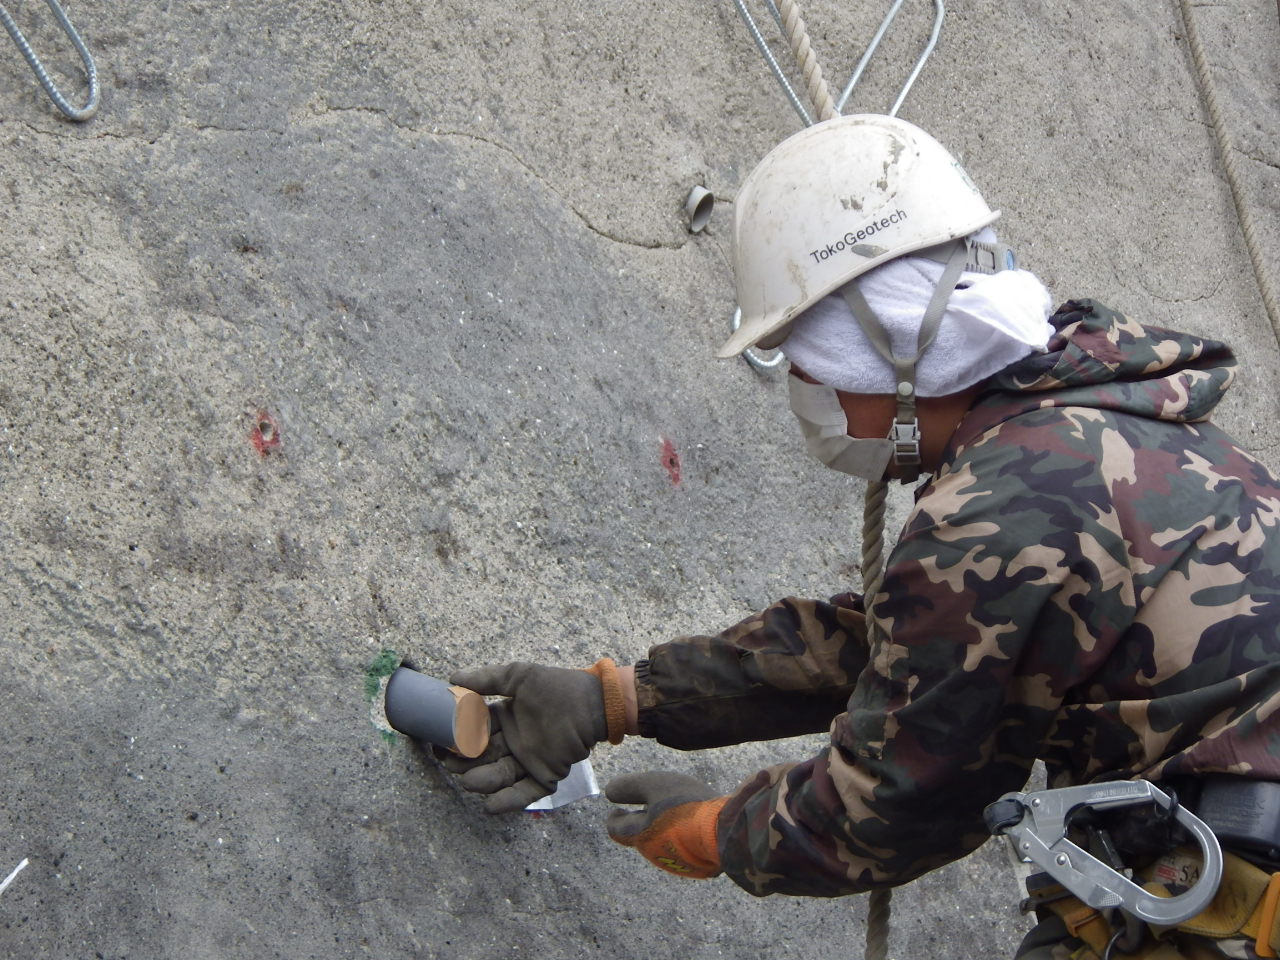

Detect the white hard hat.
xmin=719 ymin=114 xmax=1000 ymax=358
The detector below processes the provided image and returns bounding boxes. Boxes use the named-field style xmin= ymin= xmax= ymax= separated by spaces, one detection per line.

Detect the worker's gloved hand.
xmin=441 ymin=660 xmax=625 ymax=814
xmin=605 ymin=771 xmax=729 ymax=879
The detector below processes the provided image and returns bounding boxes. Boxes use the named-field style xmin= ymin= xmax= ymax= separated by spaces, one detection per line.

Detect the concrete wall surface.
xmin=2 ymin=1 xmax=1278 ymax=957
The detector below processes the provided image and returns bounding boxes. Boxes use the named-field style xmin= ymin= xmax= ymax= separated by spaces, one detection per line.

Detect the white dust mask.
xmin=788 ymin=376 xmax=894 ymax=481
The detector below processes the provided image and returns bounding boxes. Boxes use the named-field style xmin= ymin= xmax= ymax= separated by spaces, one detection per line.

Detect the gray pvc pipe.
xmin=383 ymin=666 xmax=494 ymax=759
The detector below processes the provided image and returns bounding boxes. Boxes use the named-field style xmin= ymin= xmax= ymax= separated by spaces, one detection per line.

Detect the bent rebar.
xmin=1 ymin=0 xmax=99 ymax=121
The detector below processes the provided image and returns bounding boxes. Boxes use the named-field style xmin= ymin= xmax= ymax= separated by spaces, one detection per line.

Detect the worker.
xmin=440 ymin=116 xmax=1280 ymax=960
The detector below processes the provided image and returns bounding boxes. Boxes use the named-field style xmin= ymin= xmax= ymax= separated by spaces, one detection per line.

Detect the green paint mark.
xmin=365 ymin=648 xmax=400 ymax=701
xmin=366 ymin=649 xmax=403 ymax=746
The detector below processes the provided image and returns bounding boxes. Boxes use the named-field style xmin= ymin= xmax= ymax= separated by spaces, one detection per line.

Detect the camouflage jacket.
xmin=634 ymin=300 xmax=1280 ymax=897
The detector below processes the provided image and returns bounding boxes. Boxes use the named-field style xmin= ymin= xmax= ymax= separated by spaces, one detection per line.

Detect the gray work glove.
xmin=441 ymin=662 xmax=608 ymax=813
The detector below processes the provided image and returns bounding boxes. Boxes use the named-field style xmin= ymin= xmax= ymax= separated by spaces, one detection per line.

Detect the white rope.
xmin=776 ymin=0 xmax=839 ymax=122
xmin=865 ymin=885 xmax=892 ymax=960
xmin=765 ymin=4 xmax=889 ymax=952
xmin=860 ymin=481 xmax=889 ymax=615
xmin=0 ymin=858 xmax=29 ymax=896
xmin=772 ymin=1 xmax=890 ymax=950
xmin=1176 ymin=0 xmax=1280 ymax=344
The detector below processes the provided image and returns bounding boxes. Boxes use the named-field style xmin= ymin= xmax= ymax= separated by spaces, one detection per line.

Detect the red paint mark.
xmin=660 ymin=437 xmax=681 ymax=486
xmin=250 ymin=409 xmax=281 ymax=457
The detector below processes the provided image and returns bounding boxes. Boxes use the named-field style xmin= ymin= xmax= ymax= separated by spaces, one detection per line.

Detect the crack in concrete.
xmin=9 ymin=118 xmax=51 ymax=138
xmin=3 ymin=116 xmax=168 ymax=144
xmin=4 ymin=104 xmax=690 ymax=252
xmin=3 ymin=117 xmax=113 ymax=142
xmin=317 ymin=103 xmax=416 ymax=134
xmin=1123 ymin=260 xmax=1229 ymax=305
xmin=313 ymin=103 xmax=687 ymax=252
xmin=192 ymin=121 xmax=272 ymax=134
xmin=11 ymin=558 xmax=163 ymax=659
xmin=2 ymin=114 xmax=166 ymax=145
xmin=440 ymin=126 xmax=683 ymax=251
xmin=1243 ymin=150 xmax=1280 ymax=174
xmin=1181 ymin=118 xmax=1280 ymax=176
xmin=90 ymin=129 xmax=161 ymax=144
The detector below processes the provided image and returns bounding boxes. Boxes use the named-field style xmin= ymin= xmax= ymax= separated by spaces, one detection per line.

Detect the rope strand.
xmin=777 ymin=0 xmax=839 ymax=122
xmin=861 ymin=480 xmax=889 ymax=630
xmin=768 ymin=5 xmax=885 ymax=952
xmin=1176 ymin=0 xmax=1280 ymax=343
xmin=866 ymin=886 xmax=892 ymax=960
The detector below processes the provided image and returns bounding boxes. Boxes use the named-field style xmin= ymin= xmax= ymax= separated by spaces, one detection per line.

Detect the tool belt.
xmin=990 ymin=776 xmax=1280 ymax=959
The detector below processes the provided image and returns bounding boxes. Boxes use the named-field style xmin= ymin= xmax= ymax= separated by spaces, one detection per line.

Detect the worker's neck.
xmin=834 ymin=385 xmax=984 ymax=477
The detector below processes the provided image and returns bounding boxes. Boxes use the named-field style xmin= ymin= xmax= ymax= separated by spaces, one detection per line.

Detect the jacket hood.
xmin=968 ymin=299 xmax=1237 ymax=431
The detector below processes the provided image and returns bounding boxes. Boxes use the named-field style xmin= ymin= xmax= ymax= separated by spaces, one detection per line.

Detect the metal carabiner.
xmin=986 ymin=780 xmax=1224 ymax=927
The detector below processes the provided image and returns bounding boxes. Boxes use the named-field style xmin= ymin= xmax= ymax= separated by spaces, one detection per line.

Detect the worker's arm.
xmin=715 ymin=533 xmax=1065 ymax=895
xmin=441 ymin=594 xmax=867 ymax=810
xmin=601 ymin=525 xmax=1060 ymax=890
xmin=632 ymin=594 xmax=871 ymax=749
xmin=710 ymin=431 xmax=1135 ymax=895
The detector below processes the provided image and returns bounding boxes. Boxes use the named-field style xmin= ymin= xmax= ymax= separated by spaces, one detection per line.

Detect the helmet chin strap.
xmin=837 ymin=239 xmax=971 ymax=483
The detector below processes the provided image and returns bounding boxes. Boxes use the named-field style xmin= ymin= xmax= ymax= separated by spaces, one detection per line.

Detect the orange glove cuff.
xmin=617 ymin=796 xmax=729 ymax=879
xmin=584 ymin=657 xmax=626 ymax=745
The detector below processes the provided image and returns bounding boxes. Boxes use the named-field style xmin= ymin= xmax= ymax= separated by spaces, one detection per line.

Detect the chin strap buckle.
xmin=964 ymin=238 xmax=1017 ymax=274
xmin=889 ymin=419 xmax=921 ymax=467
xmin=916 ymin=238 xmax=1018 ymax=275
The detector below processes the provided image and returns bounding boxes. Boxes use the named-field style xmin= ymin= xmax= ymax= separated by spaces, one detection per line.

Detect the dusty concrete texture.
xmin=2 ymin=0 xmax=1279 ymax=956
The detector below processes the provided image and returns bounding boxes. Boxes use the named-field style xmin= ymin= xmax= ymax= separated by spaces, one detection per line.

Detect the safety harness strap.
xmin=1141 ymin=847 xmax=1280 ymax=951
xmin=1258 ymin=873 xmax=1280 ymax=958
xmin=1031 ymin=852 xmax=1280 ymax=959
xmin=1044 ymin=895 xmax=1114 ymax=955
